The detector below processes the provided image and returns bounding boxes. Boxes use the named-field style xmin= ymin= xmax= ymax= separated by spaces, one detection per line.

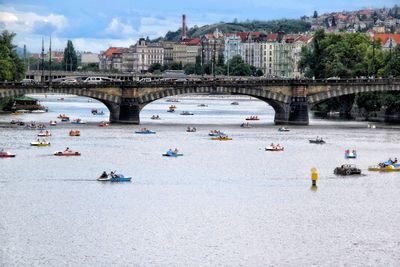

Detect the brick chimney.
xmin=182 ymin=14 xmax=187 ymax=40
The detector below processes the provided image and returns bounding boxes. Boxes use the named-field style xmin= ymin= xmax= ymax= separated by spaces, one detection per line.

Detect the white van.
xmin=139 ymin=78 xmax=152 ymax=83
xmin=83 ymin=77 xmax=113 ymax=84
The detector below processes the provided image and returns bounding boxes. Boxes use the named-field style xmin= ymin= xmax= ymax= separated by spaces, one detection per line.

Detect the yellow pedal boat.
xmin=211 ymin=136 xmax=232 ymax=141
xmin=368 ymin=165 xmax=400 ymax=172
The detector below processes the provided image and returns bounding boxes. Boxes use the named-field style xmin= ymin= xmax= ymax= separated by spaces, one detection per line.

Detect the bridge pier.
xmin=272 ymin=97 xmax=309 ymax=125
xmin=288 ymin=97 xmax=309 ymax=125
xmin=111 ymin=98 xmax=141 ymax=124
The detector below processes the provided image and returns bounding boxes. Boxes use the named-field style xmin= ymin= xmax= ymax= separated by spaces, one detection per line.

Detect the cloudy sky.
xmin=0 ymin=0 xmax=397 ymax=53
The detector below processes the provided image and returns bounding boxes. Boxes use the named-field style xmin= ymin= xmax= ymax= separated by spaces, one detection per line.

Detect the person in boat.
xmin=388 ymin=158 xmax=393 ymax=164
xmin=173 ymin=148 xmax=178 ymax=154
xmin=167 ymin=149 xmax=173 ymax=156
xmin=100 ymin=171 xmax=108 ymax=178
xmin=394 ymin=158 xmax=398 ymax=163
xmin=64 ymin=147 xmax=71 ymax=152
xmin=270 ymin=143 xmax=274 ymax=148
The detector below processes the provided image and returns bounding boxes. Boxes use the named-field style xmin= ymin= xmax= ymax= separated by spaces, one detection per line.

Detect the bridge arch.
xmin=308 ymin=82 xmax=400 ymax=107
xmin=0 ymin=86 xmax=122 ymax=122
xmin=135 ymin=86 xmax=291 ymax=124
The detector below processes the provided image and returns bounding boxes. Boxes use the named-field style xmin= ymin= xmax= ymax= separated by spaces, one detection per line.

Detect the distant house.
xmin=373 ymin=33 xmax=400 ymax=50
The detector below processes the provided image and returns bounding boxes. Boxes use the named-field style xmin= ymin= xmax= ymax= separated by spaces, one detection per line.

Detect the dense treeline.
xmin=299 ymin=29 xmax=400 ymax=115
xmin=0 ymin=31 xmax=25 ymax=82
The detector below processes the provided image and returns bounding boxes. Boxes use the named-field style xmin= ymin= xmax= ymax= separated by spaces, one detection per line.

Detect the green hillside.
xmin=163 ymin=19 xmax=311 ymax=41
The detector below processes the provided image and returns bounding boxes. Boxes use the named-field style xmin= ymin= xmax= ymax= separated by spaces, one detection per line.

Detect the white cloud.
xmin=139 ymin=16 xmax=180 ymax=38
xmin=105 ymin=18 xmax=135 ymax=36
xmin=0 ymin=10 xmax=66 ymax=34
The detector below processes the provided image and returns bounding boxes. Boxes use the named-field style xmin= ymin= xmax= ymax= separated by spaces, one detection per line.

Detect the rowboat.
xmin=54 ymin=150 xmax=81 ymax=156
xmin=97 ymin=174 xmax=132 ymax=182
xmin=208 ymin=130 xmax=224 ymax=136
xmin=163 ymin=149 xmax=183 ymax=157
xmin=71 ymin=119 xmax=86 ymax=124
xmin=135 ymin=128 xmax=156 ymax=134
xmin=309 ymin=139 xmax=325 ymax=144
xmin=265 ymin=145 xmax=284 ymax=151
xmin=368 ymin=165 xmax=400 ymax=172
xmin=246 ymin=116 xmax=259 ymax=120
xmin=30 ymin=140 xmax=50 ymax=146
xmin=211 ymin=136 xmax=232 ymax=141
xmin=38 ymin=131 xmax=51 ymax=137
xmin=180 ymin=111 xmax=194 ymax=115
xmin=69 ymin=130 xmax=80 ymax=136
xmin=163 ymin=153 xmax=184 ymax=157
xmin=278 ymin=127 xmax=290 ymax=132
xmin=0 ymin=150 xmax=16 ymax=158
xmin=240 ymin=123 xmax=252 ymax=128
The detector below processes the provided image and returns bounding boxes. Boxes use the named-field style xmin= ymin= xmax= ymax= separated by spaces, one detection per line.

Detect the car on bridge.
xmin=83 ymin=77 xmax=114 ymax=84
xmin=60 ymin=78 xmax=78 ymax=84
xmin=21 ymin=78 xmax=37 ymax=85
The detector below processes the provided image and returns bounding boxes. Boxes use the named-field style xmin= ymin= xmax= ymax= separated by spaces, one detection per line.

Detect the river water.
xmin=1 ymin=94 xmax=400 ymax=266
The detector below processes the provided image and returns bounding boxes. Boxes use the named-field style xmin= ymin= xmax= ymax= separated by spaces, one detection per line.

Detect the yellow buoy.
xmin=311 ymin=167 xmax=318 ymax=186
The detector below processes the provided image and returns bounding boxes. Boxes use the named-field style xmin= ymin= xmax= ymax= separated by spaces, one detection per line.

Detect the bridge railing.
xmin=0 ymin=78 xmax=399 ymax=89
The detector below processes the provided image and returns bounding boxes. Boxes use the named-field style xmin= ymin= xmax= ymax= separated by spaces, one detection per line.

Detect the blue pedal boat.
xmin=97 ymin=174 xmax=132 ymax=182
xmin=135 ymin=129 xmax=156 ymax=134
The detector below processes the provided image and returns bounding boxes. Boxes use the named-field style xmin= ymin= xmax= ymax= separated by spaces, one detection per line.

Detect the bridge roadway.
xmin=1 ymin=78 xmax=399 ymax=125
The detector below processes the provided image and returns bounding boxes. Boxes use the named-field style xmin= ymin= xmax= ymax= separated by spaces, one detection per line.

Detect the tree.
xmin=183 ymin=63 xmax=196 ymax=74
xmin=62 ymin=40 xmax=78 ymax=71
xmin=0 ymin=31 xmax=25 ymax=81
xmin=228 ymin=55 xmax=252 ymax=76
xmin=194 ymin=55 xmax=202 ymax=75
xmin=217 ymin=53 xmax=225 ymax=67
xmin=331 ymin=16 xmax=337 ymax=27
xmin=148 ymin=63 xmax=163 ymax=73
xmin=170 ymin=62 xmax=183 ymax=70
xmin=313 ymin=11 xmax=318 ymax=18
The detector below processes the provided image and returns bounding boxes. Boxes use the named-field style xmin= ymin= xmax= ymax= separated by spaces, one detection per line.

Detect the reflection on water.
xmin=1 ymin=94 xmax=400 ymax=266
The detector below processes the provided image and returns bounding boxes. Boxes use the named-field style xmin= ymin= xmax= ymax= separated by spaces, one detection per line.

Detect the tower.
xmin=182 ymin=14 xmax=187 ymax=40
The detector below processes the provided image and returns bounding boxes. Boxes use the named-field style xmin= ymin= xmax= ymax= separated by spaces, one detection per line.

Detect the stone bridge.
xmin=0 ymin=78 xmax=399 ymax=125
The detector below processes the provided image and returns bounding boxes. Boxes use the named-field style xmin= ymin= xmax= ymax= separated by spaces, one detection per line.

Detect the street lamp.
xmin=201 ymin=40 xmax=204 ymax=77
xmin=371 ymin=39 xmax=375 ymax=78
xmin=389 ymin=37 xmax=393 ymax=77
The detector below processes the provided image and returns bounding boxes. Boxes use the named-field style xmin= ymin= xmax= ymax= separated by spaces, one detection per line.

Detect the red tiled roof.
xmin=103 ymin=47 xmax=121 ymax=58
xmin=373 ymin=34 xmax=400 ymax=45
xmin=266 ymin=34 xmax=278 ymax=42
xmin=182 ymin=37 xmax=201 ymax=45
xmin=235 ymin=32 xmax=262 ymax=41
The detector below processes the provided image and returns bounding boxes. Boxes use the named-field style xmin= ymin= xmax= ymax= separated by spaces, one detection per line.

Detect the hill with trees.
xmin=163 ymin=19 xmax=311 ymax=42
